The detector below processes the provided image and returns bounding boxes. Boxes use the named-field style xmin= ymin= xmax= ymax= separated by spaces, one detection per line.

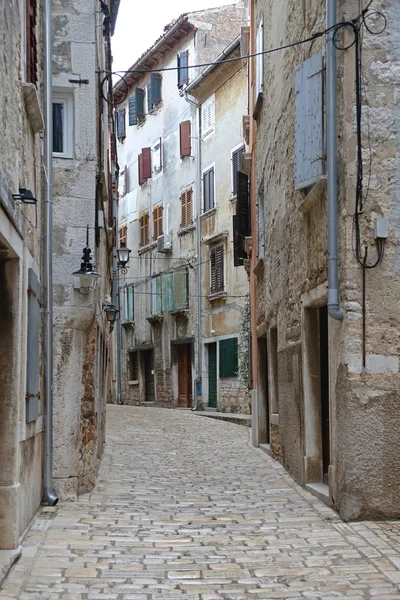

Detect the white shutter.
xmin=256 ymin=21 xmax=264 ymax=98
xmin=202 ymin=95 xmax=215 ymax=138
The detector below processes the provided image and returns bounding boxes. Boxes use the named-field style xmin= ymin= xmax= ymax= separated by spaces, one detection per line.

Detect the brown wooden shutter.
xmin=237 ymin=171 xmax=250 ymax=236
xmin=138 ymin=153 xmax=144 ymax=185
xmin=210 ymin=247 xmax=216 ymax=294
xmin=215 ymin=245 xmax=224 ymax=292
xmin=140 ymin=214 xmax=149 ymax=246
xmin=186 ymin=189 xmax=192 ymax=225
xmin=26 ymin=0 xmax=38 ymax=85
xmin=180 ymin=193 xmax=186 ymax=228
xmin=153 ymin=205 xmax=163 ymax=239
xmin=180 ymin=120 xmax=191 ymax=157
xmin=142 ymin=147 xmax=152 ymax=180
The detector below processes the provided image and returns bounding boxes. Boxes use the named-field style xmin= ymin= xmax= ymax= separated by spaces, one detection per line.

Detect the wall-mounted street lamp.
xmin=117 ymin=247 xmax=131 ymax=274
xmin=12 ymin=188 xmax=38 ymax=205
xmin=72 ymin=225 xmax=100 ymax=293
xmin=102 ymin=302 xmax=119 ymax=323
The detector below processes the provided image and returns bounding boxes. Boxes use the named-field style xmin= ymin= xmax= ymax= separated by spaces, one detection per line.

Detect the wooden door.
xmin=178 ymin=344 xmax=192 ymax=407
xmin=143 ymin=350 xmax=155 ymax=402
xmin=208 ymin=343 xmax=217 ymax=408
xmin=319 ymin=305 xmax=330 ymax=485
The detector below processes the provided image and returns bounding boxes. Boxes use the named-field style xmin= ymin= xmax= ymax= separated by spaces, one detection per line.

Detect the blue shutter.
xmin=135 ymin=88 xmax=145 ymax=120
xmin=26 ymin=268 xmax=41 ymax=422
xmin=117 ymin=108 xmax=126 ymax=138
xmin=128 ymin=96 xmax=137 ymax=126
xmin=151 ymin=73 xmax=162 ymax=106
xmin=147 ymin=82 xmax=153 ymax=113
xmin=125 ymin=285 xmax=134 ymax=321
xmin=161 ymin=272 xmax=174 ymax=313
xmin=174 ymin=270 xmax=188 ymax=311
xmin=295 ymin=53 xmax=325 ymax=190
xmin=178 ymin=50 xmax=189 ymax=87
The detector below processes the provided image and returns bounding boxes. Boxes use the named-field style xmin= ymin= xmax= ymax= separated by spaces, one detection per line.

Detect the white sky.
xmin=112 ymin=0 xmax=235 ymax=74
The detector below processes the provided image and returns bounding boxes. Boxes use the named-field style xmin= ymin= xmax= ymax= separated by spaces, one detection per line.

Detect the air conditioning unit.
xmin=157 ymin=234 xmax=172 ymax=253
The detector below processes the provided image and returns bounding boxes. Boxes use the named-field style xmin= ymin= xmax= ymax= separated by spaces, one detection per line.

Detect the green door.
xmin=208 ymin=343 xmax=217 ymax=408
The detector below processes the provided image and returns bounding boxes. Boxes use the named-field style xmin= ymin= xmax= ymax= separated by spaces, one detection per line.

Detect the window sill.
xmin=200 ymin=207 xmax=216 ymax=220
xmin=208 ymin=291 xmax=227 ymax=302
xmin=298 ymin=176 xmax=327 ymax=213
xmin=127 ymin=380 xmax=139 ymax=386
xmin=147 ymin=314 xmax=163 ymax=324
xmin=138 ymin=243 xmax=152 ymax=255
xmin=170 ymin=308 xmax=189 ymax=317
xmin=178 ymin=224 xmax=195 ymax=236
xmin=122 ymin=320 xmax=135 ymax=328
xmin=252 ymin=91 xmax=263 ymax=120
xmin=22 ymin=83 xmax=44 ymax=133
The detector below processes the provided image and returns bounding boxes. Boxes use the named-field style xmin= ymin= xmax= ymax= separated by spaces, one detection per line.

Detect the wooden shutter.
xmin=147 ymin=81 xmax=153 ymax=113
xmin=237 ymin=171 xmax=250 ymax=236
xmin=117 ymin=108 xmax=126 ymax=138
xmin=203 ymin=167 xmax=214 ymax=212
xmin=219 ymin=338 xmax=239 ymax=377
xmin=233 ymin=215 xmax=247 ymax=267
xmin=135 ymin=87 xmax=145 ymax=119
xmin=125 ymin=285 xmax=134 ymax=321
xmin=151 ymin=73 xmax=162 ymax=106
xmin=26 ymin=268 xmax=41 ymax=422
xmin=119 ymin=224 xmax=127 ymax=247
xmin=153 ymin=205 xmax=163 ymax=240
xmin=128 ymin=96 xmax=137 ymax=126
xmin=232 ymin=146 xmax=245 ymax=195
xmin=178 ymin=50 xmax=189 ymax=86
xmin=174 ymin=269 xmax=188 ymax=310
xmin=210 ymin=247 xmax=216 ymax=294
xmin=215 ymin=245 xmax=224 ymax=292
xmin=180 ymin=189 xmax=193 ymax=228
xmin=138 ymin=153 xmax=144 ymax=185
xmin=140 ymin=213 xmax=149 ymax=246
xmin=142 ymin=147 xmax=151 ymax=180
xmin=26 ymin=0 xmax=38 ymax=85
xmin=180 ymin=120 xmax=191 ymax=157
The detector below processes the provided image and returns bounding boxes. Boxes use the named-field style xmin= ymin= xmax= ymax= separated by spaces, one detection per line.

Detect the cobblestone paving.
xmin=2 ymin=406 xmax=400 ymax=599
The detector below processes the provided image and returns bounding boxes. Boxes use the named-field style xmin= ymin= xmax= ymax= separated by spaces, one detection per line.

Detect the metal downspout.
xmin=326 ymin=0 xmax=343 ymax=321
xmin=43 ymin=0 xmax=58 ymax=505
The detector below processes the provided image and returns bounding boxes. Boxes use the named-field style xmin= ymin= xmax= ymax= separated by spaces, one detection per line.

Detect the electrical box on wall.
xmin=374 ymin=218 xmax=389 ymax=239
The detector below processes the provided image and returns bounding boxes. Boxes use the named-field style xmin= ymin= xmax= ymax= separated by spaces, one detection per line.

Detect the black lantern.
xmin=72 ymin=225 xmax=101 ymax=290
xmin=102 ymin=302 xmax=119 ymax=323
xmin=12 ymin=188 xmax=37 ymax=205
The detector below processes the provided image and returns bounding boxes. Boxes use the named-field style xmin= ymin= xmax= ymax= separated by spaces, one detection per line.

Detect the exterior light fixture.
xmin=72 ymin=225 xmax=100 ymax=292
xmin=117 ymin=247 xmax=131 ymax=274
xmin=102 ymin=302 xmax=119 ymax=323
xmin=12 ymin=188 xmax=37 ymax=205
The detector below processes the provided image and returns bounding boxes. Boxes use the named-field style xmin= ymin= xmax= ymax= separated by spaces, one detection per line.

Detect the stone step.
xmin=194 ymin=411 xmax=251 ymax=427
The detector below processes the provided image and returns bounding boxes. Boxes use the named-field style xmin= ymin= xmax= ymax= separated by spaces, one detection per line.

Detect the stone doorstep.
xmin=0 ymin=546 xmax=22 ymax=588
xmin=194 ymin=411 xmax=251 ymax=427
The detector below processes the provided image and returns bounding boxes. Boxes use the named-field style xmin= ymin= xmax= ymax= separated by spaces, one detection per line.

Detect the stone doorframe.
xmin=301 ymin=282 xmax=329 ymax=486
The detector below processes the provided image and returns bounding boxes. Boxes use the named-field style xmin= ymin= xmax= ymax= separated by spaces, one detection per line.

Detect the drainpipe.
xmin=326 ymin=0 xmax=343 ymax=321
xmin=43 ymin=0 xmax=58 ymax=505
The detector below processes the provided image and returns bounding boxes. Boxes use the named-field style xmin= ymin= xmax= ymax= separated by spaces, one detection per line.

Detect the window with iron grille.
xmin=119 ymin=224 xmax=127 ymax=247
xmin=153 ymin=205 xmax=163 ymax=240
xmin=180 ymin=188 xmax=193 ymax=228
xmin=128 ymin=351 xmax=139 ymax=381
xmin=203 ymin=167 xmax=215 ymax=212
xmin=210 ymin=244 xmax=224 ymax=295
xmin=232 ymin=146 xmax=245 ymax=196
xmin=140 ymin=212 xmax=149 ymax=247
xmin=26 ymin=0 xmax=38 ymax=85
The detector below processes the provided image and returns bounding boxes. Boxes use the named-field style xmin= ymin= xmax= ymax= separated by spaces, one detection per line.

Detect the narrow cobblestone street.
xmin=2 ymin=406 xmax=400 ymax=600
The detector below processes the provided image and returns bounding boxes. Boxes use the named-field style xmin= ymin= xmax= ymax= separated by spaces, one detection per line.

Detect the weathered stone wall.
xmin=253 ymin=0 xmax=400 ymax=519
xmin=219 ymin=379 xmax=251 ymax=414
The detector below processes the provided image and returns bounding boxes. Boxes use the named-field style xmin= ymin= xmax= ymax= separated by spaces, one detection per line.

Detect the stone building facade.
xmin=250 ymin=0 xmax=400 ymax=519
xmin=51 ymin=0 xmax=119 ymax=500
xmin=186 ymin=36 xmax=251 ymax=414
xmin=0 ymin=0 xmax=45 ymax=556
xmin=114 ymin=3 xmax=247 ymax=408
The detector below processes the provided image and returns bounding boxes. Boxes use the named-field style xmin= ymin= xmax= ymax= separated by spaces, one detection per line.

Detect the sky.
xmin=112 ymin=0 xmax=236 ymax=74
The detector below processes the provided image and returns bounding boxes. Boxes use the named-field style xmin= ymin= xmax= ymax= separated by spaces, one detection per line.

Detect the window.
xmin=138 ymin=147 xmax=151 ymax=185
xmin=202 ymin=95 xmax=215 ymax=138
xmin=124 ymin=285 xmax=134 ymax=322
xmin=232 ymin=145 xmax=245 ymax=196
xmin=26 ymin=0 xmax=38 ymax=85
xmin=140 ymin=212 xmax=149 ymax=247
xmin=203 ymin=166 xmax=215 ymax=212
xmin=128 ymin=351 xmax=139 ymax=380
xmin=177 ymin=50 xmax=189 ymax=87
xmin=219 ymin=338 xmax=239 ymax=378
xmin=119 ymin=224 xmax=127 ymax=247
xmin=152 ymin=138 xmax=162 ymax=174
xmin=53 ymin=93 xmax=73 ymax=158
xmin=295 ymin=53 xmax=325 ymax=190
xmin=117 ymin=108 xmax=126 ymax=139
xmin=153 ymin=205 xmax=163 ymax=240
xmin=180 ymin=188 xmax=193 ymax=228
xmin=255 ymin=21 xmax=264 ymax=99
xmin=210 ymin=244 xmax=224 ymax=295
xmin=147 ymin=73 xmax=162 ymax=112
xmin=180 ymin=120 xmax=191 ymax=157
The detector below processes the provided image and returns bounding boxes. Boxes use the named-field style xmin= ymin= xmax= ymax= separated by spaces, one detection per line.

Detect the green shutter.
xmin=135 ymin=88 xmax=145 ymax=120
xmin=147 ymin=82 xmax=153 ymax=113
xmin=151 ymin=73 xmax=162 ymax=106
xmin=161 ymin=272 xmax=174 ymax=313
xmin=219 ymin=338 xmax=238 ymax=378
xmin=174 ymin=269 xmax=188 ymax=311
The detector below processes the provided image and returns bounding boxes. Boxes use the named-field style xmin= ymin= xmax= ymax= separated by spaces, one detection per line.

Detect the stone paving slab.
xmin=1 ymin=406 xmax=400 ymax=599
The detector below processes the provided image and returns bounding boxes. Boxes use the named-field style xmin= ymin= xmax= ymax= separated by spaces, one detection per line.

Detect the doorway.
xmin=208 ymin=343 xmax=217 ymax=408
xmin=319 ymin=305 xmax=330 ymax=485
xmin=177 ymin=343 xmax=192 ymax=407
xmin=142 ymin=350 xmax=155 ymax=402
xmin=257 ymin=336 xmax=270 ymax=444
